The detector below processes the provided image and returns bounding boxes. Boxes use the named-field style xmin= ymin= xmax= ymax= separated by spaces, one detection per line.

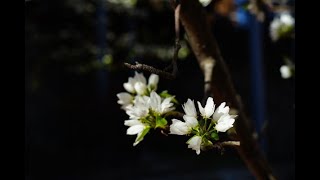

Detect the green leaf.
xmin=159 ymin=90 xmax=179 ymax=104
xmin=134 ymin=127 xmax=150 ymax=146
xmin=211 ymin=132 xmax=219 ymax=141
xmin=159 ymin=90 xmax=170 ymax=97
xmin=155 ymin=116 xmax=168 ymax=129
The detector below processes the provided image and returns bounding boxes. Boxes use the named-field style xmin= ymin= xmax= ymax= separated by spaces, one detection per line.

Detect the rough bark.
xmin=178 ymin=0 xmax=276 ymax=179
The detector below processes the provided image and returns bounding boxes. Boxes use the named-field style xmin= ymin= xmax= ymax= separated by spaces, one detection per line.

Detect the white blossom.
xmin=117 ymin=92 xmax=133 ymax=109
xmin=280 ymin=65 xmax=292 ymax=79
xmin=123 ymin=72 xmax=147 ymax=95
xmin=169 ymin=119 xmax=190 ymax=135
xmin=187 ymin=136 xmax=202 ymax=155
xmin=124 ymin=120 xmax=148 ymax=146
xmin=197 ymin=97 xmax=215 ymax=118
xmin=125 ymin=120 xmax=146 ymax=135
xmin=182 ymin=99 xmax=198 ymax=128
xmin=270 ymin=12 xmax=295 ymax=41
xmin=212 ymin=102 xmax=230 ymax=121
xmin=149 ymin=91 xmax=175 ymax=115
xmin=183 ymin=99 xmax=197 ymax=117
xmin=170 ymin=99 xmax=198 ymax=135
xmin=125 ymin=96 xmax=149 ymax=119
xmin=148 ymin=74 xmax=159 ymax=90
xmin=215 ymin=114 xmax=235 ymax=132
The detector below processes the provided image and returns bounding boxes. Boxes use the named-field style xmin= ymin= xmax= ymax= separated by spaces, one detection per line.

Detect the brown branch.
xmin=214 ymin=141 xmax=240 ymax=147
xmin=124 ymin=62 xmax=176 ymax=80
xmin=177 ymin=0 xmax=276 ymax=179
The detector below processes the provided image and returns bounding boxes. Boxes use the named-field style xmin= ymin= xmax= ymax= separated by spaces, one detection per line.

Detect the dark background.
xmin=25 ymin=0 xmax=295 ymax=179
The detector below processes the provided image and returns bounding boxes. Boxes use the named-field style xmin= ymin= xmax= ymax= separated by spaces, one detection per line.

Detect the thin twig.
xmin=124 ymin=62 xmax=176 ymax=80
xmin=125 ymin=1 xmax=181 ymax=80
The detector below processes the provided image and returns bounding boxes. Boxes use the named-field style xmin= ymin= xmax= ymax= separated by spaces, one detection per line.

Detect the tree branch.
xmin=177 ymin=0 xmax=276 ymax=179
xmin=214 ymin=141 xmax=240 ymax=147
xmin=124 ymin=62 xmax=176 ymax=80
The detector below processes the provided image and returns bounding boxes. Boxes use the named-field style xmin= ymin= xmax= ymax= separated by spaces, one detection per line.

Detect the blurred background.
xmin=25 ymin=0 xmax=295 ymax=179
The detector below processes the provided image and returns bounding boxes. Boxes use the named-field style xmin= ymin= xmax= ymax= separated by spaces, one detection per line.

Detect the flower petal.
xmin=169 ymin=119 xmax=189 ymax=135
xmin=183 ymin=99 xmax=197 ymax=117
xmin=127 ymin=124 xmax=145 ymax=135
xmin=187 ymin=136 xmax=202 ymax=155
xmin=183 ymin=115 xmax=198 ymax=128
xmin=149 ymin=91 xmax=161 ymax=112
xmin=134 ymin=82 xmax=147 ymax=95
xmin=117 ymin=92 xmax=132 ymax=105
xmin=134 ymin=72 xmax=147 ymax=84
xmin=148 ymin=74 xmax=159 ymax=89
xmin=123 ymin=82 xmax=135 ymax=93
xmin=161 ymin=97 xmax=174 ymax=114
xmin=215 ymin=114 xmax=235 ymax=132
xmin=197 ymin=101 xmax=205 ymax=117
xmin=212 ymin=102 xmax=229 ymax=121
xmin=124 ymin=120 xmax=142 ymax=126
xmin=204 ymin=97 xmax=215 ymax=118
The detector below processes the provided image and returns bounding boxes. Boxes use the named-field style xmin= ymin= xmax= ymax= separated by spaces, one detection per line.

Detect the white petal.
xmin=197 ymin=101 xmax=205 ymax=117
xmin=117 ymin=92 xmax=132 ymax=105
xmin=125 ymin=104 xmax=149 ymax=119
xmin=127 ymin=124 xmax=145 ymax=135
xmin=134 ymin=82 xmax=147 ymax=95
xmin=134 ymin=72 xmax=147 ymax=84
xmin=161 ymin=97 xmax=174 ymax=114
xmin=124 ymin=120 xmax=142 ymax=126
xmin=183 ymin=99 xmax=197 ymax=117
xmin=148 ymin=74 xmax=159 ymax=89
xmin=123 ymin=82 xmax=135 ymax=93
xmin=215 ymin=114 xmax=235 ymax=132
xmin=212 ymin=102 xmax=230 ymax=121
xmin=183 ymin=115 xmax=198 ymax=128
xmin=204 ymin=97 xmax=215 ymax=118
xmin=187 ymin=136 xmax=202 ymax=155
xmin=169 ymin=119 xmax=189 ymax=135
xmin=149 ymin=91 xmax=161 ymax=112
xmin=134 ymin=95 xmax=149 ymax=105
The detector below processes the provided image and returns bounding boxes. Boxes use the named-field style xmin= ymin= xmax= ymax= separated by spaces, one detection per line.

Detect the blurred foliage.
xmin=25 ymin=0 xmax=294 ymax=92
xmin=25 ymin=0 xmax=191 ymax=92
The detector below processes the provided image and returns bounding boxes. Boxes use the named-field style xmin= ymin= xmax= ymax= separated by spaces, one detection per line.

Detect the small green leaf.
xmin=159 ymin=90 xmax=179 ymax=104
xmin=134 ymin=127 xmax=150 ymax=146
xmin=211 ymin=132 xmax=219 ymax=141
xmin=155 ymin=116 xmax=168 ymax=129
xmin=159 ymin=90 xmax=170 ymax=98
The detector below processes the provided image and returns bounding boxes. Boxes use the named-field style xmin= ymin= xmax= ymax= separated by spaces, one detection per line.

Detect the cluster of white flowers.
xmin=117 ymin=72 xmax=176 ymax=146
xmin=270 ymin=12 xmax=295 ymax=42
xmin=170 ymin=97 xmax=236 ymax=155
xmin=117 ymin=72 xmax=237 ymax=154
